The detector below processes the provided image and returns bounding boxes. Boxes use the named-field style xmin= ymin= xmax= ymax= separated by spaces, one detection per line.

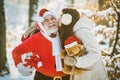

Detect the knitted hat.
xmin=64 ymin=35 xmax=81 ymax=48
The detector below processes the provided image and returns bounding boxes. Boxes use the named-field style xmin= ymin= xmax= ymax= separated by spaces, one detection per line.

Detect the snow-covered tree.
xmin=0 ymin=0 xmax=9 ymax=76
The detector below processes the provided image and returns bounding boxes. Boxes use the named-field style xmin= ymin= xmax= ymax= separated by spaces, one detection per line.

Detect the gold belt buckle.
xmin=53 ymin=76 xmax=62 ymax=80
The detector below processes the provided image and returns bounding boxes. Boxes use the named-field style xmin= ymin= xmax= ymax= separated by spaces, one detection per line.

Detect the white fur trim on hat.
xmin=65 ymin=41 xmax=78 ymax=48
xmin=61 ymin=13 xmax=72 ymax=25
xmin=37 ymin=11 xmax=57 ymax=23
xmin=43 ymin=11 xmax=57 ymax=19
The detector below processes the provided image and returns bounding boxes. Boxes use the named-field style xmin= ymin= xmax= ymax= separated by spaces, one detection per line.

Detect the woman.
xmin=59 ymin=7 xmax=109 ymax=80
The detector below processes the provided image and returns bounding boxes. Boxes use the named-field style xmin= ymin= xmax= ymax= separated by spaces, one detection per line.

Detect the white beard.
xmin=37 ymin=21 xmax=58 ymax=36
xmin=44 ymin=28 xmax=58 ymax=36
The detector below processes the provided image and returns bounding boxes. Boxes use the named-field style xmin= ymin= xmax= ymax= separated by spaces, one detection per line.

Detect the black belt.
xmin=34 ymin=71 xmax=70 ymax=80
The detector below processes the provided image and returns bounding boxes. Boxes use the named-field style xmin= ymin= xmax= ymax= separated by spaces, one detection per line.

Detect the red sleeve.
xmin=12 ymin=45 xmax=23 ymax=66
xmin=12 ymin=35 xmax=37 ymax=67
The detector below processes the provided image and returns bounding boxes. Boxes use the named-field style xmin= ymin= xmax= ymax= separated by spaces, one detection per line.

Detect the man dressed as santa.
xmin=12 ymin=8 xmax=70 ymax=80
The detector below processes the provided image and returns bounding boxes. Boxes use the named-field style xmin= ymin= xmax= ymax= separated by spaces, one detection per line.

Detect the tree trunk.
xmin=71 ymin=0 xmax=74 ymax=7
xmin=111 ymin=14 xmax=120 ymax=56
xmin=110 ymin=0 xmax=120 ymax=57
xmin=28 ymin=0 xmax=38 ymax=26
xmin=98 ymin=0 xmax=104 ymax=11
xmin=0 ymin=0 xmax=9 ymax=76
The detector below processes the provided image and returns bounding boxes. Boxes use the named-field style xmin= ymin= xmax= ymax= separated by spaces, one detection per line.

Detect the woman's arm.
xmin=74 ymin=29 xmax=101 ymax=69
xmin=73 ymin=17 xmax=102 ymax=69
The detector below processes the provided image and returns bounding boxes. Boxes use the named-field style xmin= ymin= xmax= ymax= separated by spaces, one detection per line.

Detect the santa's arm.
xmin=12 ymin=37 xmax=35 ymax=67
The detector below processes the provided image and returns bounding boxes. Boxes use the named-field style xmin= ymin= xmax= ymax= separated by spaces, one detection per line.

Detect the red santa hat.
xmin=64 ymin=35 xmax=82 ymax=48
xmin=37 ymin=8 xmax=57 ymax=23
xmin=37 ymin=8 xmax=57 ymax=32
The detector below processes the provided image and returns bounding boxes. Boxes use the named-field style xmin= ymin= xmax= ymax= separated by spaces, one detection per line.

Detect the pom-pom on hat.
xmin=64 ymin=35 xmax=81 ymax=48
xmin=61 ymin=13 xmax=72 ymax=25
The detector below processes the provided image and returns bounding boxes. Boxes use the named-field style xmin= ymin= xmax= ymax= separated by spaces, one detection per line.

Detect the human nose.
xmin=49 ymin=19 xmax=54 ymax=23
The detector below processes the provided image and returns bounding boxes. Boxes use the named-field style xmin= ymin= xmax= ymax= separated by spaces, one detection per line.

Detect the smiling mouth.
xmin=49 ymin=24 xmax=56 ymax=27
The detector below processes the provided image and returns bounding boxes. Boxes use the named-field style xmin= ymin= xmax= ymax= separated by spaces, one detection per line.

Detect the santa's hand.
xmin=17 ymin=63 xmax=34 ymax=76
xmin=24 ymin=54 xmax=42 ymax=69
xmin=64 ymin=56 xmax=76 ymax=66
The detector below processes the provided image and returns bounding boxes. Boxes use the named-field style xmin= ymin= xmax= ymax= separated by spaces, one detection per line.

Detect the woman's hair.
xmin=59 ymin=8 xmax=80 ymax=49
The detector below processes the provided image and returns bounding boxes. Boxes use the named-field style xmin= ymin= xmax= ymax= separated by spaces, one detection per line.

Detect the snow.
xmin=1 ymin=0 xmax=120 ymax=80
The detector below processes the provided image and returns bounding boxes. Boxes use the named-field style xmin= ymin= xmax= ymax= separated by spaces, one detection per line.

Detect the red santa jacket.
xmin=12 ymin=32 xmax=66 ymax=77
